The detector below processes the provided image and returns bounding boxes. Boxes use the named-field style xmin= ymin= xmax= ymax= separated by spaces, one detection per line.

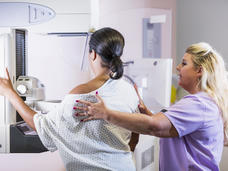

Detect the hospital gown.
xmin=33 ymin=78 xmax=139 ymax=171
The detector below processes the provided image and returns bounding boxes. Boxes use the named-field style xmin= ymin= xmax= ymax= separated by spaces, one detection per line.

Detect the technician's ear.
xmin=197 ymin=66 xmax=203 ymax=77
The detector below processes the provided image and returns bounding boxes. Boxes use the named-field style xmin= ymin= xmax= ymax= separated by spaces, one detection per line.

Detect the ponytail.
xmin=89 ymin=27 xmax=125 ymax=80
xmin=109 ymin=57 xmax=123 ymax=79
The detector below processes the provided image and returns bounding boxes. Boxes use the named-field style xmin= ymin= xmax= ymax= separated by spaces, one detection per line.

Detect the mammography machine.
xmin=0 ymin=29 xmax=61 ymax=153
xmin=11 ymin=76 xmax=61 ymax=153
xmin=0 ymin=26 xmax=91 ymax=153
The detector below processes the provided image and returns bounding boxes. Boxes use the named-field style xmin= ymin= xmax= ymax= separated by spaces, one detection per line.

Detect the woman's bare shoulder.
xmin=69 ymin=79 xmax=99 ymax=94
xmin=69 ymin=84 xmax=89 ymax=94
xmin=69 ymin=83 xmax=93 ymax=94
xmin=69 ymin=75 xmax=109 ymax=95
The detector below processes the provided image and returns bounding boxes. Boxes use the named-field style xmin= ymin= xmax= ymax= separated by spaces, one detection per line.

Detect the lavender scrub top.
xmin=160 ymin=92 xmax=224 ymax=171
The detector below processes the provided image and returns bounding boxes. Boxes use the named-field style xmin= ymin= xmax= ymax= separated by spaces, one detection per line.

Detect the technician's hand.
xmin=74 ymin=93 xmax=109 ymax=122
xmin=0 ymin=68 xmax=15 ymax=97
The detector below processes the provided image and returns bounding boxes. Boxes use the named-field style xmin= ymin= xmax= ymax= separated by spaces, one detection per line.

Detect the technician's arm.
xmin=0 ymin=69 xmax=36 ymax=131
xmin=103 ymin=110 xmax=177 ymax=137
xmin=76 ymin=95 xmax=178 ymax=138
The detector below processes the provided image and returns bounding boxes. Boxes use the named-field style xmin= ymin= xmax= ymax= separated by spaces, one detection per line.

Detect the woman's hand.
xmin=74 ymin=93 xmax=109 ymax=122
xmin=138 ymin=100 xmax=153 ymax=116
xmin=0 ymin=68 xmax=15 ymax=97
xmin=133 ymin=83 xmax=153 ymax=116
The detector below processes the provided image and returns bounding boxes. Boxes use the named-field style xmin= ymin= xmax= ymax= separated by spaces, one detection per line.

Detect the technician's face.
xmin=176 ymin=53 xmax=200 ymax=93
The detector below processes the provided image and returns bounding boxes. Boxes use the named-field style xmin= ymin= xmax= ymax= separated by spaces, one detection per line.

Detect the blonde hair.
xmin=186 ymin=42 xmax=228 ymax=144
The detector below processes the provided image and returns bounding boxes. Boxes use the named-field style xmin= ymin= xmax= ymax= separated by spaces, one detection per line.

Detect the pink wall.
xmin=99 ymin=0 xmax=176 ymax=66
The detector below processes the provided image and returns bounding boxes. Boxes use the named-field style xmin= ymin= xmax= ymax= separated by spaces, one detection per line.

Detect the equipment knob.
xmin=17 ymin=84 xmax=27 ymax=95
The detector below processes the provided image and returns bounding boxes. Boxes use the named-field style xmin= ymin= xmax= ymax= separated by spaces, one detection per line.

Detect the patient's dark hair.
xmin=89 ymin=27 xmax=124 ymax=79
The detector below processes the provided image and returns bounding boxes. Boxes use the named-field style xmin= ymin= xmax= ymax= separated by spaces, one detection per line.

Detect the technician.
xmin=76 ymin=42 xmax=228 ymax=171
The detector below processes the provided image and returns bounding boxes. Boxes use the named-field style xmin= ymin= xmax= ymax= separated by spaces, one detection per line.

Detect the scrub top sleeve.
xmin=164 ymin=95 xmax=205 ymax=137
xmin=33 ymin=104 xmax=63 ymax=152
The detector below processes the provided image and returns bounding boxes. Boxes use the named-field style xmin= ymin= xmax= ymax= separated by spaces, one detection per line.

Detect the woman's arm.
xmin=128 ymin=132 xmax=139 ymax=151
xmin=75 ymin=94 xmax=178 ymax=138
xmin=0 ymin=69 xmax=36 ymax=130
xmin=6 ymin=89 xmax=36 ymax=130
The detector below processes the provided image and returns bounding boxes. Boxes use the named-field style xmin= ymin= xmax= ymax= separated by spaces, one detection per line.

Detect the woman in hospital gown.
xmin=0 ymin=27 xmax=139 ymax=171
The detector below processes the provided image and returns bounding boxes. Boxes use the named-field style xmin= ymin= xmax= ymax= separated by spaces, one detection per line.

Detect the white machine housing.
xmin=0 ymin=2 xmax=55 ymax=27
xmin=16 ymin=75 xmax=61 ymax=114
xmin=0 ymin=30 xmax=17 ymax=153
xmin=125 ymin=58 xmax=172 ymax=171
xmin=16 ymin=76 xmax=45 ymax=101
